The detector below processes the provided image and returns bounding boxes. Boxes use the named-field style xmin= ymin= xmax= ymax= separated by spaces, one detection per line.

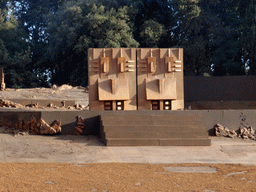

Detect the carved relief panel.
xmin=88 ymin=48 xmax=137 ymax=110
xmin=88 ymin=48 xmax=183 ymax=111
xmin=137 ymin=48 xmax=184 ymax=110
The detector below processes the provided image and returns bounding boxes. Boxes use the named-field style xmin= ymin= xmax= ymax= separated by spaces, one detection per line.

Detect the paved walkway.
xmin=0 ymin=133 xmax=256 ymax=165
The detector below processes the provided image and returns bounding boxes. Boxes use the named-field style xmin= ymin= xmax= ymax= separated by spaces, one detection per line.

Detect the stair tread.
xmin=106 ymin=138 xmax=210 ymax=140
xmin=100 ymin=115 xmax=210 ymax=146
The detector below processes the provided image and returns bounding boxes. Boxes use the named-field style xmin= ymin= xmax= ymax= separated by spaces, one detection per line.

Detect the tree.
xmin=11 ymin=0 xmax=65 ymax=86
xmin=0 ymin=4 xmax=36 ymax=88
xmin=139 ymin=19 xmax=166 ymax=47
xmin=171 ymin=0 xmax=214 ymax=76
xmin=135 ymin=0 xmax=171 ymax=47
xmin=208 ymin=0 xmax=245 ymax=76
xmin=44 ymin=2 xmax=139 ymax=86
xmin=239 ymin=0 xmax=256 ymax=75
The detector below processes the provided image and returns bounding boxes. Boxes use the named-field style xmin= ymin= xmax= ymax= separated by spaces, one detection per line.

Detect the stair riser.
xmin=101 ymin=116 xmax=201 ymax=122
xmin=101 ymin=121 xmax=202 ymax=126
xmin=105 ymin=139 xmax=211 ymax=146
xmin=102 ymin=126 xmax=206 ymax=133
xmin=104 ymin=131 xmax=208 ymax=138
xmin=100 ymin=115 xmax=211 ymax=146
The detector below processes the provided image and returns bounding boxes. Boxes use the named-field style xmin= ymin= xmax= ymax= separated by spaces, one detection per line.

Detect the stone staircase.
xmin=100 ymin=115 xmax=211 ymax=146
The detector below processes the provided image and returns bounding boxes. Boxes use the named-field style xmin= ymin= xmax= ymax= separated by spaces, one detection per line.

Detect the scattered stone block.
xmin=74 ymin=116 xmax=85 ymax=135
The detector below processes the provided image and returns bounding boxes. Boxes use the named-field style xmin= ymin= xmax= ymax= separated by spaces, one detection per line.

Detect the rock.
xmin=215 ymin=124 xmax=229 ymax=137
xmin=229 ymin=130 xmax=237 ymax=139
xmin=242 ymin=135 xmax=248 ymax=139
xmin=57 ymin=84 xmax=73 ymax=91
xmin=74 ymin=116 xmax=85 ymax=135
xmin=25 ymin=103 xmax=39 ymax=108
xmin=248 ymin=126 xmax=254 ymax=135
xmin=215 ymin=124 xmax=239 ymax=139
xmin=0 ymin=99 xmax=23 ymax=108
xmin=51 ymin=84 xmax=57 ymax=89
xmin=47 ymin=103 xmax=54 ymax=108
xmin=61 ymin=101 xmax=65 ymax=107
xmin=85 ymin=86 xmax=89 ymax=93
xmin=40 ymin=118 xmax=61 ymax=134
xmin=238 ymin=126 xmax=256 ymax=140
xmin=14 ymin=116 xmax=61 ymax=135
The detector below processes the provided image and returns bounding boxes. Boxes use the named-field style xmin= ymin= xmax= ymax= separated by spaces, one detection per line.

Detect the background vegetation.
xmin=0 ymin=0 xmax=255 ymax=87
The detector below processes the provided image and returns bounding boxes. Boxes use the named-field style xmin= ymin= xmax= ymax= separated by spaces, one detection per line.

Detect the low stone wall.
xmin=184 ymin=76 xmax=256 ymax=101
xmin=1 ymin=109 xmax=256 ymax=136
xmin=185 ymin=101 xmax=256 ymax=110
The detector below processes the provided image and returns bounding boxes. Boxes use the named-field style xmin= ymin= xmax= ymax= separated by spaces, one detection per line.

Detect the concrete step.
xmin=104 ymin=138 xmax=211 ymax=146
xmin=101 ymin=120 xmax=202 ymax=126
xmin=100 ymin=114 xmax=211 ymax=146
xmin=101 ymin=125 xmax=207 ymax=133
xmin=104 ymin=131 xmax=208 ymax=139
xmin=101 ymin=115 xmax=201 ymax=122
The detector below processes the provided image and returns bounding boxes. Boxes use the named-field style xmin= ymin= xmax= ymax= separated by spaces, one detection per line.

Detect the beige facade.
xmin=88 ymin=48 xmax=184 ymax=111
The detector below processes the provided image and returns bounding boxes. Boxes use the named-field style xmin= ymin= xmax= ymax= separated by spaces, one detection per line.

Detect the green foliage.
xmin=135 ymin=0 xmax=171 ymax=47
xmin=0 ymin=5 xmax=38 ymax=88
xmin=44 ymin=2 xmax=139 ymax=86
xmin=1 ymin=0 xmax=255 ymax=88
xmin=139 ymin=19 xmax=166 ymax=47
xmin=86 ymin=5 xmax=139 ymax=48
xmin=238 ymin=0 xmax=256 ymax=75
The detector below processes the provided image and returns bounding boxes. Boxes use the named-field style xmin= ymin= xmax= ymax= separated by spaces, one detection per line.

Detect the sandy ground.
xmin=0 ymin=163 xmax=256 ymax=192
xmin=0 ymin=131 xmax=255 ymax=191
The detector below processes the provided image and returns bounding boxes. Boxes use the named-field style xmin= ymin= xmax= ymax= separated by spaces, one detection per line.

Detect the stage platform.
xmin=0 ymin=109 xmax=255 ymax=132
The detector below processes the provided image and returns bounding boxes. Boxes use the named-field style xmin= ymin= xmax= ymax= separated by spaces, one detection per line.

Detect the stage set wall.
xmin=184 ymin=76 xmax=256 ymax=109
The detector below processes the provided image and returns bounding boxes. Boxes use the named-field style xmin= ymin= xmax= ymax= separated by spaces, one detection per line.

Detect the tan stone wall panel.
xmin=89 ymin=48 xmax=137 ymax=111
xmin=89 ymin=48 xmax=184 ymax=111
xmin=137 ymin=48 xmax=184 ymax=110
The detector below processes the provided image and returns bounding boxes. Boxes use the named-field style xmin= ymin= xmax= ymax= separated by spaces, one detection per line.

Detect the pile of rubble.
xmin=215 ymin=124 xmax=256 ymax=140
xmin=0 ymin=99 xmax=24 ymax=108
xmin=51 ymin=84 xmax=89 ymax=92
xmin=215 ymin=124 xmax=237 ymax=138
xmin=1 ymin=115 xmax=87 ymax=136
xmin=67 ymin=104 xmax=88 ymax=110
xmin=2 ymin=116 xmax=61 ymax=135
xmin=0 ymin=99 xmax=88 ymax=110
xmin=238 ymin=126 xmax=255 ymax=140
